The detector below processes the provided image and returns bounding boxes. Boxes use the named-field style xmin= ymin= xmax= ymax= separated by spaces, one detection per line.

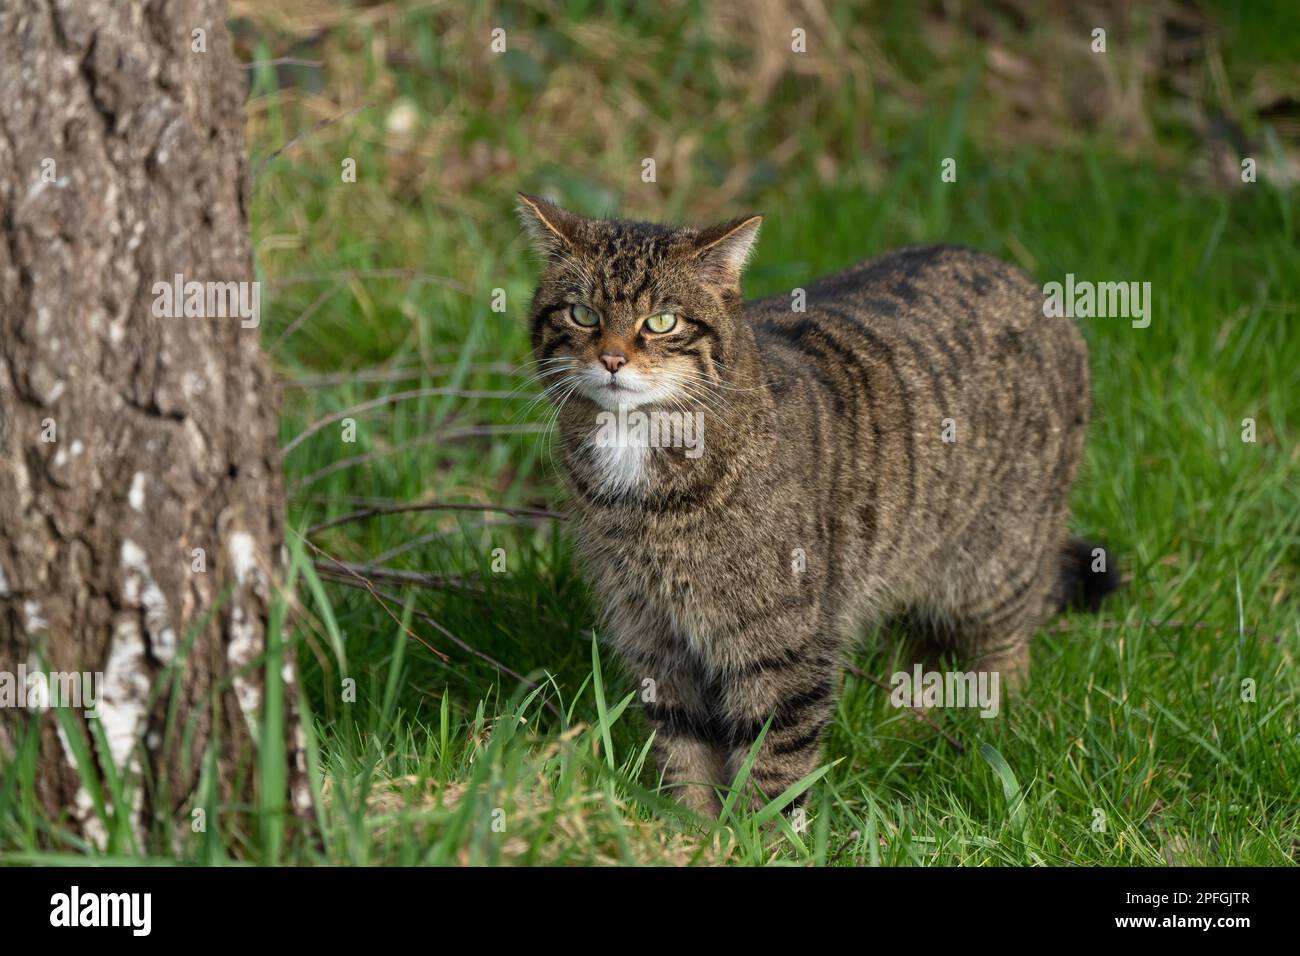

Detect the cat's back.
xmin=747 ymin=243 xmax=1089 ymax=411
xmin=750 ymin=243 xmax=1062 ymax=340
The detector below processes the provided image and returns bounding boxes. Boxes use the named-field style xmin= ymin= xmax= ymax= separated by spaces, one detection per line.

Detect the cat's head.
xmin=518 ymin=194 xmax=761 ymax=412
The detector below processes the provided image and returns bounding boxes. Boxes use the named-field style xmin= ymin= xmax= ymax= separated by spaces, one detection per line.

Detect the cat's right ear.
xmin=517 ymin=193 xmax=583 ymax=261
xmin=691 ymin=215 xmax=763 ymax=288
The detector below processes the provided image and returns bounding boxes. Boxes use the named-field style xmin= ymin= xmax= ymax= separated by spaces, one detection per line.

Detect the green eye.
xmin=569 ymin=304 xmax=600 ymax=327
xmin=645 ymin=312 xmax=677 ymax=334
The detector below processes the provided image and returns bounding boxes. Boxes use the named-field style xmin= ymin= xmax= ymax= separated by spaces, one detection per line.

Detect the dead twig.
xmin=241 ymin=57 xmax=323 ymax=70
xmin=314 ymin=559 xmax=476 ymax=591
xmin=311 ymin=563 xmax=563 ymax=720
xmin=282 ymin=387 xmax=519 ymax=453
xmin=308 ymin=501 xmax=567 ymax=537
xmin=268 ymin=268 xmax=473 ymax=297
xmin=279 ymin=362 xmax=520 ymax=388
xmin=293 ymin=424 xmax=548 ymax=489
xmin=272 ymin=285 xmax=339 ymax=349
xmin=366 ymin=584 xmax=563 ymax=721
xmin=294 ymin=530 xmax=450 ymax=664
xmin=255 ymin=99 xmax=376 ymax=177
xmin=364 ymin=517 xmax=528 ymax=566
xmin=1048 ymin=617 xmax=1287 ymax=643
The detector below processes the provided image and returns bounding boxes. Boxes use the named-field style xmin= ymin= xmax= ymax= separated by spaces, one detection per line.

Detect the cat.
xmin=518 ymin=193 xmax=1119 ymax=816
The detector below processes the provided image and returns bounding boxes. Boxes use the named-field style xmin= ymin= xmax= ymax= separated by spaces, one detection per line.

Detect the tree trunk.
xmin=0 ymin=0 xmax=306 ymax=849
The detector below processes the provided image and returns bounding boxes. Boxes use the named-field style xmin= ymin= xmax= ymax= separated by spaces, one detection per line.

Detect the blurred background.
xmin=231 ymin=1 xmax=1297 ymax=863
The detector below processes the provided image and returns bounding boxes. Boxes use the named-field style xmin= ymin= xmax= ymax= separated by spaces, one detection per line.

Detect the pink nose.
xmin=600 ymin=352 xmax=627 ymax=373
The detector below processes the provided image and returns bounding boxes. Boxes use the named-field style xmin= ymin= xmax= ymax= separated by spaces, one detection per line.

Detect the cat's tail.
xmin=1052 ymin=537 xmax=1123 ymax=613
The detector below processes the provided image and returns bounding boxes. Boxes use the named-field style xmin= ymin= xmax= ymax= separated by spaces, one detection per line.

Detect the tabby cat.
xmin=519 ymin=193 xmax=1118 ymax=816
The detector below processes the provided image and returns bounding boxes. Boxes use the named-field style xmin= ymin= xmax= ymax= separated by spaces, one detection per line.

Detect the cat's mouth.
xmin=575 ymin=364 xmax=663 ymax=410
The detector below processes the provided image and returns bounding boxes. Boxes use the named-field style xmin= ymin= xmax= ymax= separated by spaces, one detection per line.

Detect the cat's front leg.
xmin=642 ymin=697 xmax=728 ymax=817
xmin=720 ymin=647 xmax=839 ymax=811
xmin=649 ymin=732 xmax=727 ymax=817
xmin=613 ymin=641 xmax=728 ymax=817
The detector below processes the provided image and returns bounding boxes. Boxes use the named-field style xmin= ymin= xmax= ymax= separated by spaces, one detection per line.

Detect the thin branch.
xmin=315 ymin=560 xmax=476 ymax=591
xmin=308 ymin=501 xmax=567 ymax=537
xmin=280 ymin=362 xmax=520 ymax=389
xmin=307 ymin=558 xmax=563 ymax=719
xmin=297 ymin=494 xmax=425 ymax=507
xmin=1047 ymin=617 xmax=1287 ymax=643
xmin=272 ymin=285 xmax=339 ymax=349
xmin=293 ymin=531 xmax=450 ymax=663
xmin=282 ymin=387 xmax=520 ymax=453
xmin=293 ymin=424 xmax=548 ymax=489
xmin=364 ymin=517 xmax=527 ymax=567
xmin=255 ymin=99 xmax=376 ymax=177
xmin=367 ymin=585 xmax=563 ymax=721
xmin=268 ymin=268 xmax=473 ymax=297
xmin=241 ymin=57 xmax=323 ymax=70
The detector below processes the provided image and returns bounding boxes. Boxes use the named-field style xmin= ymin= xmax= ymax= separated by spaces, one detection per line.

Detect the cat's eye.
xmin=569 ymin=303 xmax=600 ymax=327
xmin=644 ymin=312 xmax=678 ymax=334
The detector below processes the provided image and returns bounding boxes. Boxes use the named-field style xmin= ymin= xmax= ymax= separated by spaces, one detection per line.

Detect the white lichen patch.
xmin=228 ymin=604 xmax=262 ymax=734
xmin=82 ymin=802 xmax=110 ymax=849
xmin=180 ymin=370 xmax=205 ymax=400
xmin=120 ymin=539 xmax=177 ymax=663
xmin=99 ymin=619 xmax=151 ymax=775
xmin=22 ymin=600 xmax=48 ymax=634
xmin=126 ymin=218 xmax=145 ymax=253
xmin=291 ymin=721 xmax=312 ymax=813
xmin=223 ymin=529 xmax=268 ymax=734
xmin=128 ymin=471 xmax=146 ymax=511
xmin=227 ymin=531 xmax=258 ymax=587
xmin=182 ymin=417 xmax=208 ymax=459
xmin=0 ymin=560 xmax=9 ymax=595
xmin=56 ymin=721 xmax=111 ymax=849
xmin=50 ymin=439 xmax=86 ymax=471
xmin=24 ymin=652 xmax=49 ymax=711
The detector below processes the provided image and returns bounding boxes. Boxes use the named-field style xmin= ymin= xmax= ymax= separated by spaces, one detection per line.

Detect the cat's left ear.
xmin=692 ymin=215 xmax=763 ymax=287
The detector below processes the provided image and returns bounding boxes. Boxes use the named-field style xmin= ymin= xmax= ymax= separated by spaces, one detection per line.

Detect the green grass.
xmin=2 ymin=0 xmax=1297 ymax=865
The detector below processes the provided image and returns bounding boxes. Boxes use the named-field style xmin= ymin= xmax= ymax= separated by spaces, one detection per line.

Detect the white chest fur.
xmin=586 ymin=435 xmax=650 ymax=496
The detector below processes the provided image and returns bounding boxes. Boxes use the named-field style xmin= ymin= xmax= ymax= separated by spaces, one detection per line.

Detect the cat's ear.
xmin=517 ymin=193 xmax=584 ymax=260
xmin=692 ymin=215 xmax=763 ymax=287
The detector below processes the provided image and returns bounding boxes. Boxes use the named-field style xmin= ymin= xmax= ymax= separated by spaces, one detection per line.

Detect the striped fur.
xmin=519 ymin=194 xmax=1112 ymax=815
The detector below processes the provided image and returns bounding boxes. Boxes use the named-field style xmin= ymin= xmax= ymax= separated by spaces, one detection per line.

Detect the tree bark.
xmin=0 ymin=0 xmax=306 ymax=849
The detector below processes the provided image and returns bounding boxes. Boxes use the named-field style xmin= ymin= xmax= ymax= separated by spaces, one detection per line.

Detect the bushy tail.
xmin=1053 ymin=538 xmax=1122 ymax=613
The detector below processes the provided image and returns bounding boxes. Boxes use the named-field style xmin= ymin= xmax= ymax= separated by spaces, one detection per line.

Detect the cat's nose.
xmin=600 ymin=351 xmax=627 ymax=374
